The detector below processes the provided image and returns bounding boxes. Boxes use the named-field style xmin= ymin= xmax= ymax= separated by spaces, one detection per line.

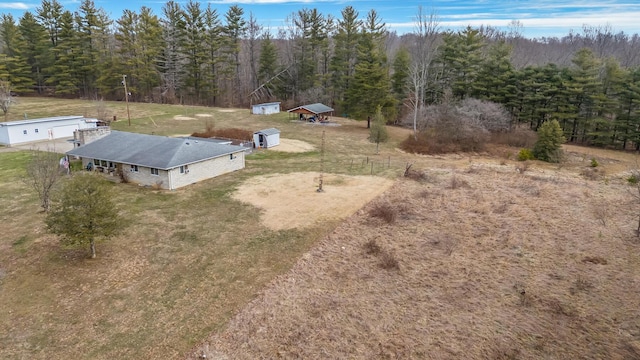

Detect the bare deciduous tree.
xmin=407 ymin=7 xmax=440 ymax=139
xmin=23 ymin=148 xmax=66 ymax=212
xmin=0 ymin=80 xmax=14 ymax=121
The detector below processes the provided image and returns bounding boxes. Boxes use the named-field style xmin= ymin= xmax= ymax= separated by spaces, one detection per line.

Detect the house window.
xmin=35 ymin=129 xmax=39 ymax=133
xmin=130 ymin=165 xmax=138 ymax=172
xmin=180 ymin=165 xmax=189 ymax=174
xmin=23 ymin=130 xmax=27 ymax=135
xmin=94 ymin=159 xmax=100 ymax=166
xmin=150 ymin=168 xmax=159 ymax=176
xmin=108 ymin=162 xmax=114 ymax=168
xmin=230 ymin=153 xmax=237 ymax=160
xmin=101 ymin=160 xmax=107 ymax=167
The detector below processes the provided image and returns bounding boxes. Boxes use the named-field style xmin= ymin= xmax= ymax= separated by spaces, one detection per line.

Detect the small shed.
xmin=252 ymin=102 xmax=281 ymax=115
xmin=287 ymin=103 xmax=334 ymax=121
xmin=253 ymin=128 xmax=280 ymax=148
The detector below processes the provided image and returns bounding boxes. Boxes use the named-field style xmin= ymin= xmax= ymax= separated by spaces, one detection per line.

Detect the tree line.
xmin=1 ymin=0 xmax=640 ymax=149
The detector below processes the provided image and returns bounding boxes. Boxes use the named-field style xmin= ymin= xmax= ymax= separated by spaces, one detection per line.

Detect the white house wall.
xmin=252 ymin=103 xmax=280 ymax=115
xmin=169 ymin=150 xmax=245 ymax=189
xmin=76 ymin=150 xmax=245 ymax=190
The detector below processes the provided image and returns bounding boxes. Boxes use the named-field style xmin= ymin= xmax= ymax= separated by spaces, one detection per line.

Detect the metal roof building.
xmin=0 ymin=116 xmax=98 ymax=146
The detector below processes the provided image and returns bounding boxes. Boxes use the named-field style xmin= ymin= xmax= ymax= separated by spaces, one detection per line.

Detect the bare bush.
xmin=379 ymin=250 xmax=400 ymax=270
xmin=491 ymin=127 xmax=538 ymax=148
xmin=192 ymin=125 xmax=253 ymax=141
xmin=400 ymin=98 xmax=512 ymax=154
xmin=448 ymin=175 xmax=470 ymax=189
xmin=515 ymin=161 xmax=530 ymax=173
xmin=364 ymin=239 xmax=381 ymax=255
xmin=580 ymin=167 xmax=604 ymax=181
xmin=369 ymin=202 xmax=397 ymax=224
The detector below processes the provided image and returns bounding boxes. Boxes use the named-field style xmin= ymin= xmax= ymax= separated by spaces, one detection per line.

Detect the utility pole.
xmin=317 ymin=130 xmax=325 ymax=193
xmin=122 ymin=75 xmax=131 ymax=126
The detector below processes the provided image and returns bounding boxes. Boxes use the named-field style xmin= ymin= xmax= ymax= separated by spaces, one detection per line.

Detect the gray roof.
xmin=287 ymin=103 xmax=334 ymax=115
xmin=67 ymin=131 xmax=245 ymax=170
xmin=254 ymin=128 xmax=280 ymax=136
xmin=0 ymin=115 xmax=97 ymax=127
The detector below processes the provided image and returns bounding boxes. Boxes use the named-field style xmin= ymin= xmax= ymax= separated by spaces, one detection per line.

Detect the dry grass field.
xmin=1 ymin=98 xmax=640 ymax=359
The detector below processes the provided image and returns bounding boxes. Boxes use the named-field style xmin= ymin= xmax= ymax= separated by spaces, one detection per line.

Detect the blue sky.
xmin=1 ymin=0 xmax=639 ymax=39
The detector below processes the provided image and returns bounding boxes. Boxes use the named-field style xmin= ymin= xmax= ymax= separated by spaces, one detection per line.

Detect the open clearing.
xmin=191 ymin=162 xmax=640 ymax=359
xmin=1 ymin=98 xmax=639 ymax=359
xmin=232 ymin=172 xmax=393 ymax=230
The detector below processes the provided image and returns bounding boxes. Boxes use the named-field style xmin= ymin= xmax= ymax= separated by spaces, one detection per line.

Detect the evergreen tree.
xmin=329 ymin=6 xmax=361 ymax=114
xmin=202 ymin=5 xmax=222 ymax=105
xmin=181 ymin=0 xmax=207 ymax=104
xmin=18 ymin=12 xmax=50 ymax=94
xmin=369 ymin=105 xmax=389 ymax=154
xmin=257 ymin=32 xmax=279 ymax=97
xmin=0 ymin=14 xmax=33 ymax=93
xmin=533 ymin=119 xmax=565 ymax=162
xmin=36 ymin=0 xmax=63 ymax=88
xmin=221 ymin=5 xmax=246 ymax=105
xmin=45 ymin=10 xmax=79 ymax=95
xmin=615 ymin=66 xmax=640 ymax=149
xmin=344 ymin=10 xmax=395 ymax=121
xmin=160 ymin=1 xmax=186 ymax=103
xmin=391 ymin=46 xmax=410 ymax=106
xmin=436 ymin=26 xmax=485 ymax=100
xmin=46 ymin=173 xmax=123 ymax=259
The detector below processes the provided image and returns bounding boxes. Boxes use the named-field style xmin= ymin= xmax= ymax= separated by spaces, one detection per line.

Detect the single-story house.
xmin=67 ymin=131 xmax=246 ymax=190
xmin=253 ymin=128 xmax=280 ymax=148
xmin=251 ymin=102 xmax=281 ymax=115
xmin=287 ymin=103 xmax=334 ymax=121
xmin=0 ymin=116 xmax=98 ymax=146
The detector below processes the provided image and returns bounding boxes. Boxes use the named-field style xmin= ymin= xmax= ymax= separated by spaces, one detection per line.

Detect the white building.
xmin=251 ymin=102 xmax=281 ymax=115
xmin=0 ymin=116 xmax=98 ymax=146
xmin=253 ymin=128 xmax=280 ymax=148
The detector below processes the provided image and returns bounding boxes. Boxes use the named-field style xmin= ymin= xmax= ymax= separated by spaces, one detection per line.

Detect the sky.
xmin=0 ymin=0 xmax=639 ymax=39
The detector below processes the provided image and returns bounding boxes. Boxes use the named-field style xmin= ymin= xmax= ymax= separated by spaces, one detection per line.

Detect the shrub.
xmin=590 ymin=158 xmax=599 ymax=167
xmin=628 ymin=173 xmax=640 ymax=184
xmin=369 ymin=203 xmax=397 ymax=224
xmin=533 ymin=120 xmax=565 ymax=162
xmin=364 ymin=239 xmax=381 ymax=255
xmin=517 ymin=148 xmax=535 ymax=161
xmin=379 ymin=250 xmax=400 ymax=270
xmin=490 ymin=127 xmax=538 ymax=148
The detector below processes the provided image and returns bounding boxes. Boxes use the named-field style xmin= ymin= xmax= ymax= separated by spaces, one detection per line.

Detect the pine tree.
xmin=391 ymin=46 xmax=410 ymax=106
xmin=45 ymin=10 xmax=79 ymax=95
xmin=369 ymin=105 xmax=389 ymax=154
xmin=329 ymin=6 xmax=361 ymax=114
xmin=221 ymin=5 xmax=246 ymax=105
xmin=46 ymin=173 xmax=123 ymax=259
xmin=533 ymin=119 xmax=566 ymax=162
xmin=0 ymin=14 xmax=33 ymax=93
xmin=160 ymin=1 xmax=186 ymax=104
xmin=344 ymin=10 xmax=396 ymax=121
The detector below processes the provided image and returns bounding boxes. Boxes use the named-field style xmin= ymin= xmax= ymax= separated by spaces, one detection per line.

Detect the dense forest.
xmin=1 ymin=0 xmax=640 ymax=148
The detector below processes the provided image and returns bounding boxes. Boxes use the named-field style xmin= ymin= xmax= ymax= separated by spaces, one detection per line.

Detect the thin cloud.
xmin=0 ymin=2 xmax=29 ymax=10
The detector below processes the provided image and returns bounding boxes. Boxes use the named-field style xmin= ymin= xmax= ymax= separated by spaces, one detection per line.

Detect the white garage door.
xmin=50 ymin=124 xmax=79 ymax=139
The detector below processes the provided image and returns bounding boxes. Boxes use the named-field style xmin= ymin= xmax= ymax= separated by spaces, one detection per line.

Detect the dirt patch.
xmin=271 ymin=138 xmax=316 ymax=153
xmin=195 ymin=114 xmax=213 ymax=117
xmin=218 ymin=109 xmax=237 ymax=113
xmin=232 ymin=172 xmax=394 ymax=230
xmin=173 ymin=115 xmax=197 ymax=121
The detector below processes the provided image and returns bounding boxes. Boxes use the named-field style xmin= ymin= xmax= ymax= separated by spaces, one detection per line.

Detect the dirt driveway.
xmin=0 ymin=137 xmax=74 ymax=154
